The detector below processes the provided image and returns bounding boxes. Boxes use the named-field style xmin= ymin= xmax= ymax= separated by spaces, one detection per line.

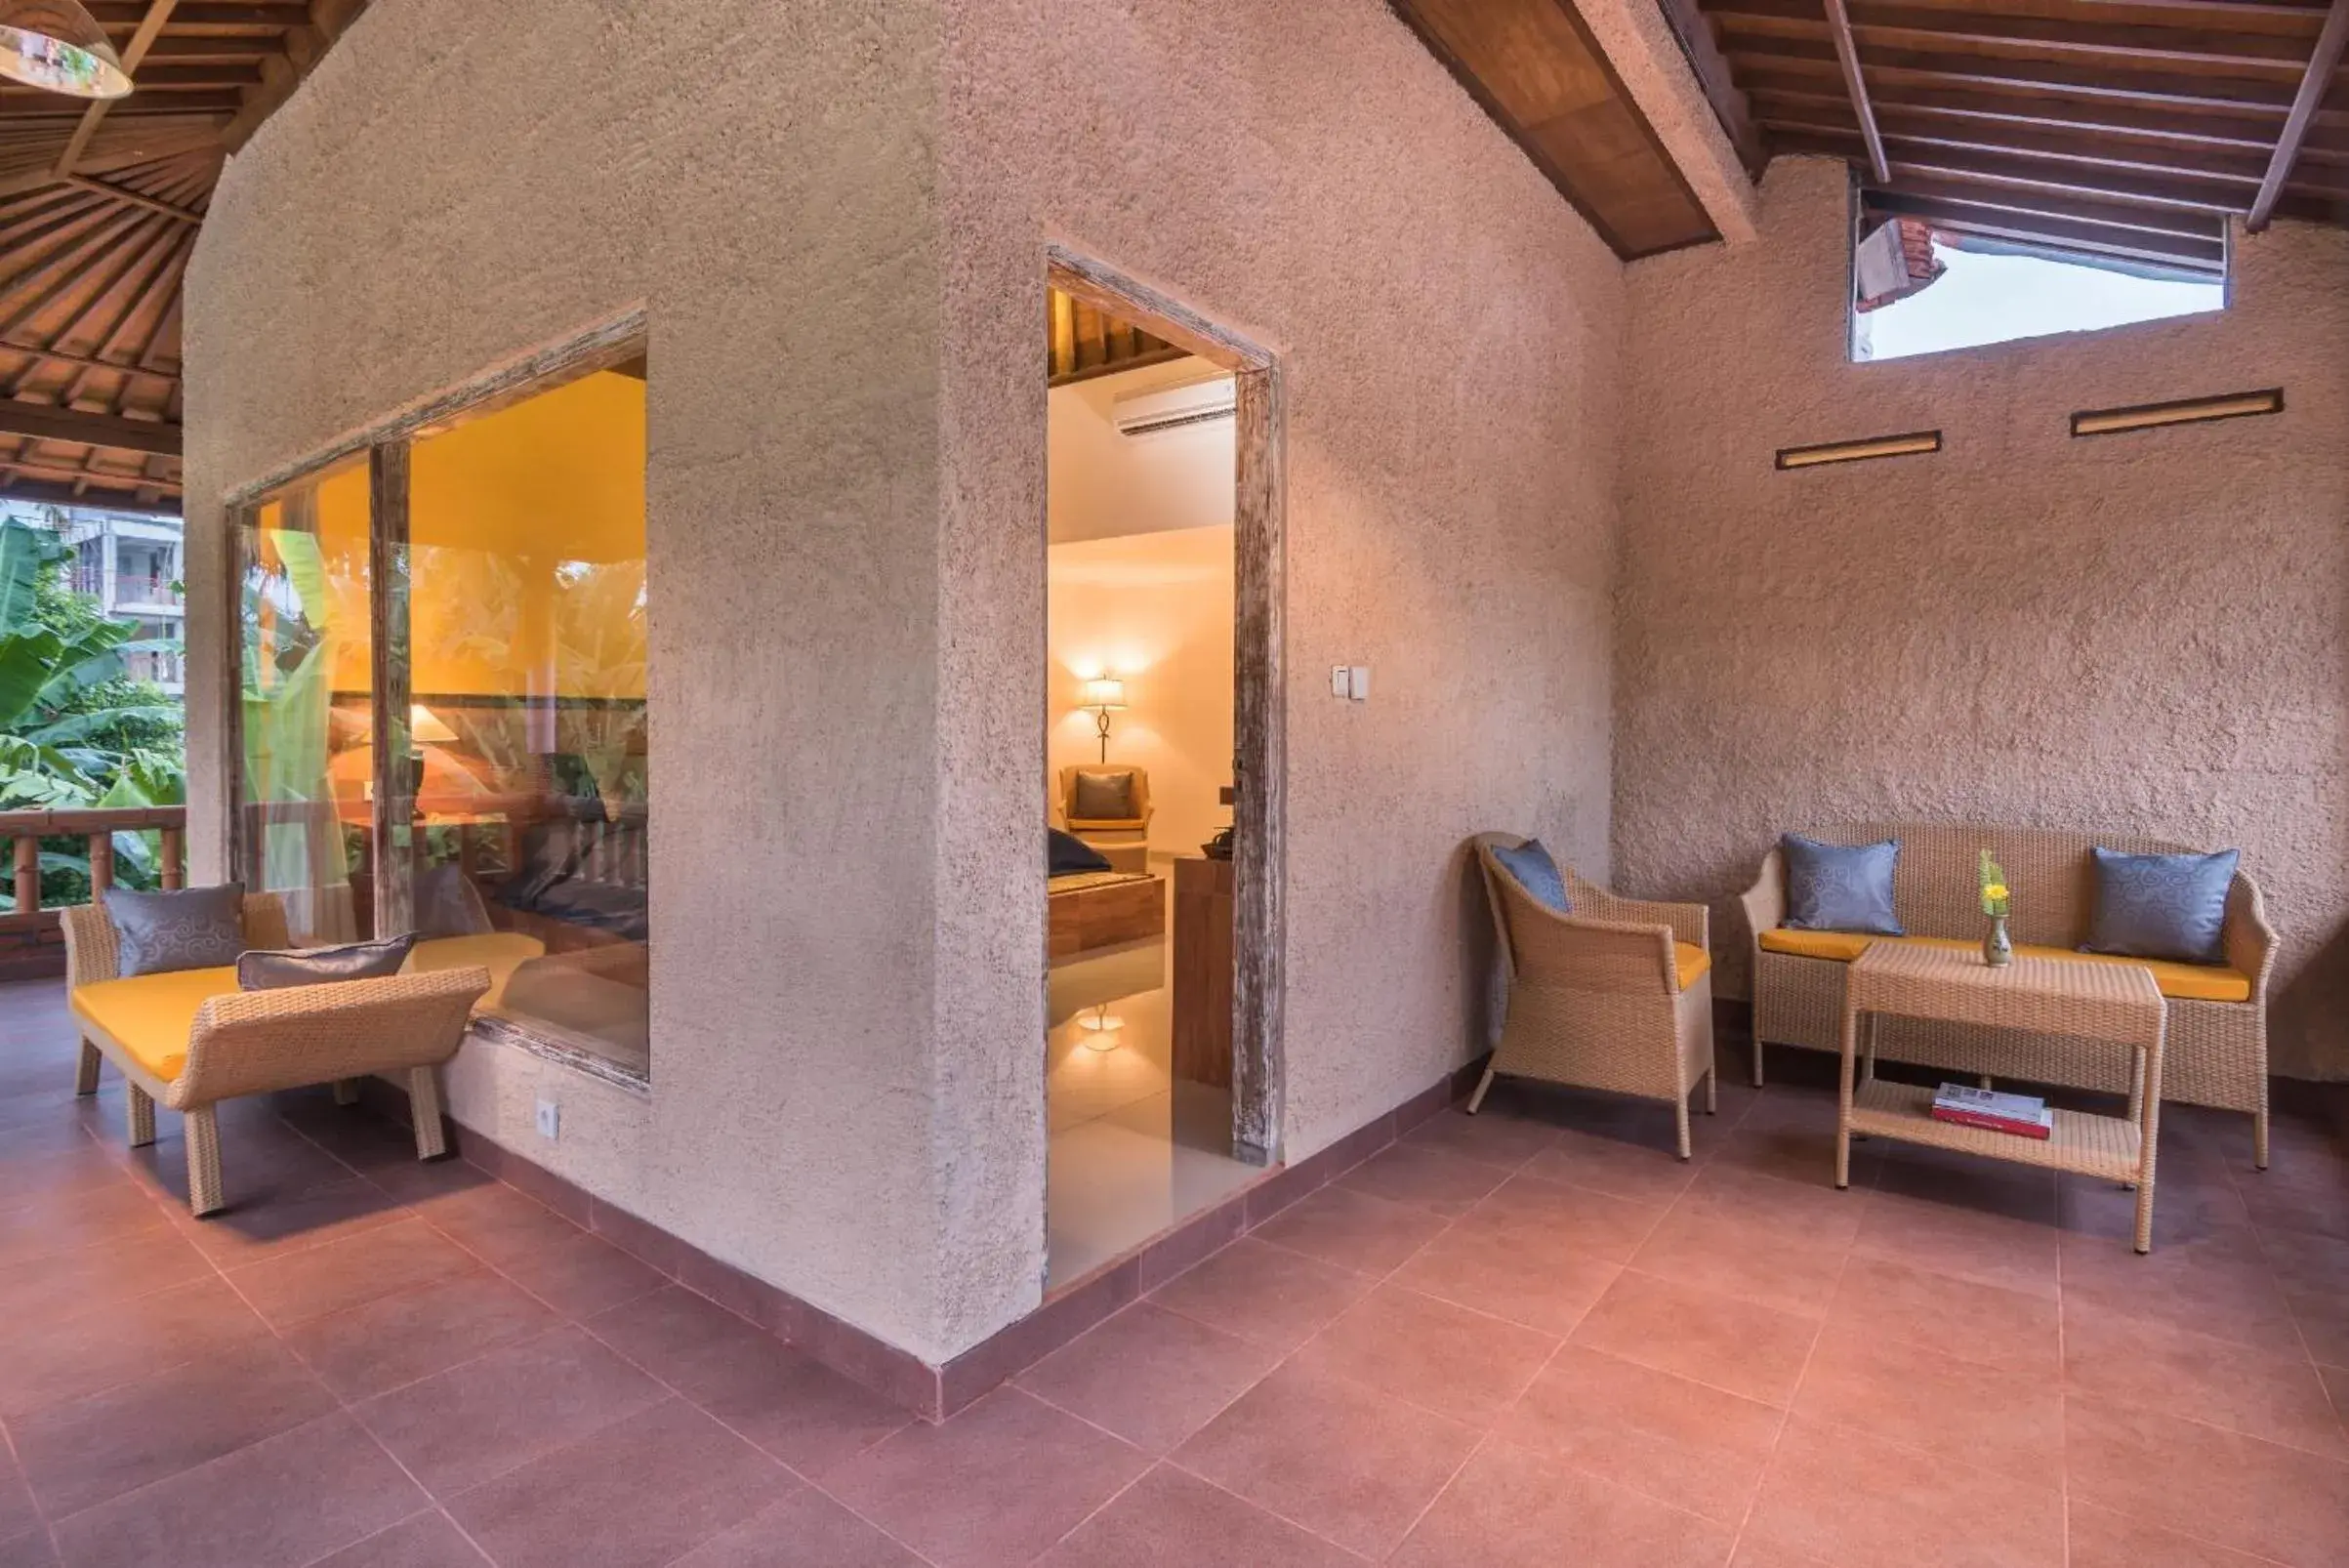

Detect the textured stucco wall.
xmin=939 ymin=0 xmax=1622 ymax=1166
xmin=184 ymin=0 xmax=969 ymax=1356
xmin=1617 ymin=158 xmax=2349 ymax=1079
xmin=185 ymin=0 xmax=1623 ymax=1361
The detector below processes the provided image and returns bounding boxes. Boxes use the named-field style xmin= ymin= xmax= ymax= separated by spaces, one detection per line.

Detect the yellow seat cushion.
xmin=1755 ymin=929 xmax=2251 ymax=1004
xmin=1675 ymin=942 xmax=1710 ymax=990
xmin=69 ymin=967 xmax=240 ymax=1084
xmin=408 ymin=931 xmax=546 ymax=1011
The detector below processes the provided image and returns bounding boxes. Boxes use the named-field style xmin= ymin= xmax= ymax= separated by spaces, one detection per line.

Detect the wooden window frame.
xmin=221 ymin=311 xmax=649 ymax=1083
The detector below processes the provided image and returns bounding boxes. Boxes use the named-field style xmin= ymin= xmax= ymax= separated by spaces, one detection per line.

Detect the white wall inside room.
xmin=1048 ymin=357 xmax=1234 ymax=546
xmin=1047 ymin=525 xmax=1234 ymax=859
xmin=1047 ymin=357 xmax=1236 ymax=859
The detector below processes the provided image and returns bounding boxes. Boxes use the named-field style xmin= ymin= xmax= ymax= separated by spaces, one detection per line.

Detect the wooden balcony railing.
xmin=0 ymin=805 xmax=186 ymax=938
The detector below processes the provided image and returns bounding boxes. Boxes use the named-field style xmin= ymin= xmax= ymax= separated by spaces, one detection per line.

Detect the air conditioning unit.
xmin=1112 ymin=374 xmax=1236 ymax=437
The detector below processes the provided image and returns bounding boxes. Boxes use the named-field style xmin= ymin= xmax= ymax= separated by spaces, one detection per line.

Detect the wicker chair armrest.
xmin=2221 ymin=874 xmax=2278 ymax=1000
xmin=174 ymin=967 xmax=490 ymax=1109
xmin=60 ymin=902 xmax=119 ymax=990
xmin=1739 ymin=850 xmax=1787 ymax=950
xmin=1565 ymin=869 xmax=1708 ymax=951
xmin=1509 ymin=907 xmax=1681 ymax=996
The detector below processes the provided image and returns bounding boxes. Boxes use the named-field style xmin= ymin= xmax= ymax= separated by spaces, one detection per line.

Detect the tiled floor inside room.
xmin=1045 ymin=911 xmax=1257 ymax=1289
xmin=4 ymin=974 xmax=2348 ymax=1567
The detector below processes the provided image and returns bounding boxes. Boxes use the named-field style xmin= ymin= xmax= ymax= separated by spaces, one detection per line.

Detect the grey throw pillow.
xmin=103 ymin=884 xmax=247 ymax=977
xmin=1071 ymin=769 xmax=1136 ymax=821
xmin=237 ymin=933 xmax=418 ymax=992
xmin=1782 ymin=834 xmax=1904 ymax=935
xmin=1493 ymin=839 xmax=1570 ymax=914
xmin=2082 ymin=846 xmax=2239 ymax=966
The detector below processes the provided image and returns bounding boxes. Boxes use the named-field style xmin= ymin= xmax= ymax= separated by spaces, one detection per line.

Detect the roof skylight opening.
xmin=1853 ymin=232 xmax=2227 ymax=363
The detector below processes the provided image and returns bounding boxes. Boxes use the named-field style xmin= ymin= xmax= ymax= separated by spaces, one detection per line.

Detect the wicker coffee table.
xmin=1836 ymin=943 xmax=2167 ymax=1252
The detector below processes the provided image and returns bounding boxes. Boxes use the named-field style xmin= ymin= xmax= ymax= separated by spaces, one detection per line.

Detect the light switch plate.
xmin=535 ymin=1098 xmax=559 ymax=1140
xmin=1331 ymin=665 xmax=1351 ymax=698
xmin=1349 ymin=665 xmax=1372 ymax=701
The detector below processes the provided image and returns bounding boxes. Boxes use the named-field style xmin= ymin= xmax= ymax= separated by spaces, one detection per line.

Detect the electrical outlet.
xmin=535 ymin=1098 xmax=559 ymax=1140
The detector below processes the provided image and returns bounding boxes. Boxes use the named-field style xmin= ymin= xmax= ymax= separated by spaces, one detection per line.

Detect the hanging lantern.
xmin=0 ymin=2 xmax=134 ymax=100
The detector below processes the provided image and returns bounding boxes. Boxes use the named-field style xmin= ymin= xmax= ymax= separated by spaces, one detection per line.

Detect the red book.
xmin=1931 ymin=1105 xmax=2052 ymax=1140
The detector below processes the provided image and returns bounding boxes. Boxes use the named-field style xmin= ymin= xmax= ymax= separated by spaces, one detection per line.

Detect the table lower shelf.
xmin=1846 ymin=1080 xmax=2142 ymax=1182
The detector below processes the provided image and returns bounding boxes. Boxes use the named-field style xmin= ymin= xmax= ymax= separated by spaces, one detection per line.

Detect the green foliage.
xmin=1979 ymin=847 xmax=2011 ymax=920
xmin=0 ymin=516 xmax=186 ymax=910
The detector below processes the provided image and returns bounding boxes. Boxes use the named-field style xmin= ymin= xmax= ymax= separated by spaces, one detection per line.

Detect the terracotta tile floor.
xmin=3 ymin=976 xmax=2347 ymax=1566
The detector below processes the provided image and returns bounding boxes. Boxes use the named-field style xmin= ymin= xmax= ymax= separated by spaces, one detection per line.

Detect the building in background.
xmin=1 ymin=504 xmax=185 ymax=693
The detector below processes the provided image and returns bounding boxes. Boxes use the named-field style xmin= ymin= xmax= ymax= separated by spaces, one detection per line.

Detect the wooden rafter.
xmin=1699 ymin=0 xmax=2349 ymax=271
xmin=0 ymin=0 xmax=372 ymax=509
xmin=1826 ymin=0 xmax=1892 ymax=181
xmin=2249 ymin=0 xmax=2349 ymax=229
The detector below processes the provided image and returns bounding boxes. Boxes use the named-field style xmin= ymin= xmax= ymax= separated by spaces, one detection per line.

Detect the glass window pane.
xmin=406 ymin=368 xmax=649 ymax=1074
xmin=238 ymin=458 xmax=374 ymax=943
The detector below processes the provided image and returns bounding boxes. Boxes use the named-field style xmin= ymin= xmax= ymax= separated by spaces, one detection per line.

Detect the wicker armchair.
xmin=1057 ymin=764 xmax=1152 ymax=874
xmin=1471 ymin=835 xmax=1718 ymax=1159
xmin=62 ymin=892 xmax=488 ymax=1216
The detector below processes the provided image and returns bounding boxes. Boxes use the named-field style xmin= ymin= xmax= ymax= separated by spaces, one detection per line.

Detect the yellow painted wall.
xmin=318 ymin=370 xmax=647 ymax=698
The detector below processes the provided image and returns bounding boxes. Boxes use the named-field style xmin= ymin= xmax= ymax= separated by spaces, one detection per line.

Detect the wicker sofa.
xmin=62 ymin=893 xmax=489 ymax=1215
xmin=1741 ymin=823 xmax=2277 ymax=1165
xmin=1473 ymin=835 xmax=1717 ymax=1158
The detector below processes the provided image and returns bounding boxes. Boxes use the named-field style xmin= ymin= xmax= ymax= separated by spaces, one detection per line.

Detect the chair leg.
xmin=409 ymin=1067 xmax=450 ymax=1161
xmin=185 ymin=1106 xmax=224 ymax=1217
xmin=1751 ymin=1040 xmax=1764 ymax=1089
xmin=1464 ymin=1064 xmax=1498 ymax=1116
xmin=1705 ymin=1068 xmax=1717 ymax=1115
xmin=2253 ymin=1107 xmax=2269 ymax=1172
xmin=74 ymin=1038 xmax=102 ymax=1095
xmin=125 ymin=1084 xmax=156 ymax=1148
xmin=332 ymin=1078 xmax=361 ymax=1107
xmin=1674 ymin=1096 xmax=1692 ymax=1162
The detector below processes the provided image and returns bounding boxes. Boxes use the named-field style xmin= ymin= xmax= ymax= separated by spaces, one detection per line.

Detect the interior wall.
xmin=1617 ymin=157 xmax=2349 ymax=1079
xmin=939 ymin=0 xmax=1623 ymax=1175
xmin=1047 ymin=525 xmax=1235 ymax=858
xmin=1047 ymin=358 xmax=1233 ymax=546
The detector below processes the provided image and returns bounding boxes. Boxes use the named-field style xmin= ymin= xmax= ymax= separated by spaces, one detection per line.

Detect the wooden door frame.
xmin=1045 ymin=246 xmax=1287 ymax=1163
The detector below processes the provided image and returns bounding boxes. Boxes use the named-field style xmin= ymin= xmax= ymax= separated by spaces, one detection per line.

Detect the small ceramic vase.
xmin=1983 ymin=915 xmax=2013 ymax=968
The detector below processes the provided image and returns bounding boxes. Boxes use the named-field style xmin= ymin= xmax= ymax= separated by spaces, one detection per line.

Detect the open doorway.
xmin=1041 ymin=253 xmax=1282 ymax=1289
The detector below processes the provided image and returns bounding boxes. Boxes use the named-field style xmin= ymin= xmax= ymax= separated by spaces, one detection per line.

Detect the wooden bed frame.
xmin=1048 ymin=871 xmax=1166 ymax=961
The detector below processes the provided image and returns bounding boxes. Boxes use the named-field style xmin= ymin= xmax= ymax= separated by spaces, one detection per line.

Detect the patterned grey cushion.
xmin=103 ymin=884 xmax=247 ymax=977
xmin=1071 ymin=768 xmax=1137 ymax=821
xmin=1493 ymin=839 xmax=1570 ymax=914
xmin=1782 ymin=834 xmax=1905 ymax=935
xmin=237 ymin=933 xmax=417 ymax=992
xmin=2082 ymin=846 xmax=2239 ymax=965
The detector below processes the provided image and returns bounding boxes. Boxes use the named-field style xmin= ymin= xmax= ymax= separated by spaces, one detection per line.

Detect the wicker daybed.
xmin=1473 ymin=835 xmax=1717 ymax=1159
xmin=63 ymin=893 xmax=489 ymax=1214
xmin=1741 ymin=822 xmax=2276 ymax=1165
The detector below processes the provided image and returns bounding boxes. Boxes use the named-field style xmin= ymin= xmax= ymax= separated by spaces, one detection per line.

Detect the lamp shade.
xmin=1082 ymin=677 xmax=1126 ymax=711
xmin=0 ymin=2 xmax=134 ymax=99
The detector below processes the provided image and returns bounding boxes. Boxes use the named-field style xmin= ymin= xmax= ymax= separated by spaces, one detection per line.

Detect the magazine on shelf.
xmin=1931 ymin=1082 xmax=2052 ymax=1139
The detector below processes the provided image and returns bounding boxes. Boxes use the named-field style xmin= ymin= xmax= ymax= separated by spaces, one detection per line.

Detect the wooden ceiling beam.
xmin=1710 ymin=1 xmax=2315 ymax=79
xmin=65 ymin=177 xmax=203 ymax=226
xmin=1720 ymin=39 xmax=2313 ymax=117
xmin=1824 ymin=0 xmax=1891 ymax=181
xmin=0 ymin=472 xmax=179 ymax=512
xmin=57 ymin=0 xmax=186 ymax=179
xmin=2249 ymin=0 xmax=2349 ymax=229
xmin=1744 ymin=76 xmax=2348 ymax=158
xmin=1655 ymin=0 xmax=1770 ymax=175
xmin=1864 ymin=187 xmax=2227 ymax=269
xmin=1858 ymin=0 xmax=2331 ymax=41
xmin=0 ymin=403 xmax=180 ymax=458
